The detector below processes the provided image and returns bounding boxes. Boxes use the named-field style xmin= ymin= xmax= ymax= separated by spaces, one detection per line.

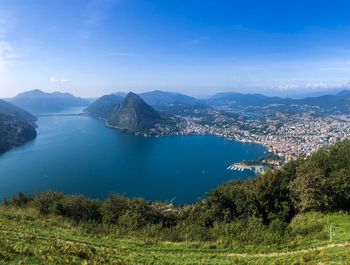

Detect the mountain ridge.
xmin=139 ymin=90 xmax=201 ymax=106
xmin=9 ymin=89 xmax=89 ymax=114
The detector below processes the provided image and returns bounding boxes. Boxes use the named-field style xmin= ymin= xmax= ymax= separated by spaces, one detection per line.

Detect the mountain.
xmin=0 ymin=99 xmax=37 ymax=154
xmin=113 ymin=92 xmax=127 ymax=98
xmin=107 ymin=92 xmax=173 ymax=134
xmin=252 ymin=94 xmax=350 ymax=114
xmin=0 ymin=99 xmax=37 ymax=123
xmin=206 ymin=91 xmax=350 ymax=115
xmin=206 ymin=92 xmax=268 ymax=108
xmin=9 ymin=89 xmax=89 ymax=114
xmin=139 ymin=90 xmax=201 ymax=106
xmin=337 ymin=90 xmax=350 ymax=97
xmin=84 ymin=94 xmax=124 ymax=120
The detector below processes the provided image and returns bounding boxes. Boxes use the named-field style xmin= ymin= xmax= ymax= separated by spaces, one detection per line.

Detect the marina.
xmin=227 ymin=163 xmax=266 ymax=174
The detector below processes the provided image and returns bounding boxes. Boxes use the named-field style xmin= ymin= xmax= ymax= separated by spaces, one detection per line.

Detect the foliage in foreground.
xmin=0 ymin=207 xmax=349 ymax=264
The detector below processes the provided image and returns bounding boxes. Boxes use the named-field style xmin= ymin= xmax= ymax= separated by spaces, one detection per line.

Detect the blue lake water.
xmin=0 ymin=113 xmax=266 ymax=204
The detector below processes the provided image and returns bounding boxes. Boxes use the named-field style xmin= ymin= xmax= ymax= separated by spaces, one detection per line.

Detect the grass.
xmin=0 ymin=207 xmax=349 ymax=264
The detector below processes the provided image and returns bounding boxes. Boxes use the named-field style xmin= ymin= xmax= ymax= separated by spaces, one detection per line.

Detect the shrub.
xmin=288 ymin=212 xmax=327 ymax=240
xmin=33 ymin=191 xmax=64 ymax=215
xmin=58 ymin=195 xmax=102 ymax=223
xmin=100 ymin=194 xmax=129 ymax=224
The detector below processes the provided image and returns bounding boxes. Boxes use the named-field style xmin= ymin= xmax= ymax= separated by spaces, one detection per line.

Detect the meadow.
xmin=0 ymin=207 xmax=349 ymax=264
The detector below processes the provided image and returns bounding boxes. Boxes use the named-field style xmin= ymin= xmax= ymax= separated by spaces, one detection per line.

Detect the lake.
xmin=0 ymin=112 xmax=266 ymax=204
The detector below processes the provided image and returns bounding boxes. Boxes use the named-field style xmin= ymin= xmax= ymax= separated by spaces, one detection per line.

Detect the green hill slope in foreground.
xmin=0 ymin=209 xmax=349 ymax=264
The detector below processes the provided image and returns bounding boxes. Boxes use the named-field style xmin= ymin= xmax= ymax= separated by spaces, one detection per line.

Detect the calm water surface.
xmin=0 ymin=113 xmax=266 ymax=204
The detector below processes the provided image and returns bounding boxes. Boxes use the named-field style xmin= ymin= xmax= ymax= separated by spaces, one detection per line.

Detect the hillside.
xmin=0 ymin=100 xmax=36 ymax=123
xmin=140 ymin=90 xmax=201 ymax=106
xmin=107 ymin=92 xmax=176 ymax=134
xmin=0 ymin=99 xmax=37 ymax=154
xmin=206 ymin=92 xmax=268 ymax=107
xmin=84 ymin=94 xmax=124 ymax=119
xmin=206 ymin=91 xmax=350 ymax=115
xmin=0 ymin=203 xmax=349 ymax=264
xmin=9 ymin=89 xmax=89 ymax=114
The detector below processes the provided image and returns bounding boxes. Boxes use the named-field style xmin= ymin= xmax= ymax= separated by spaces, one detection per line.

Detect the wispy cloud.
xmin=50 ymin=76 xmax=69 ymax=83
xmin=0 ymin=17 xmax=18 ymax=72
xmin=277 ymin=81 xmax=350 ymax=92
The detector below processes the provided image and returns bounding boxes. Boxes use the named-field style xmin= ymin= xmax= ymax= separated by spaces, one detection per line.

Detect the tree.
xmin=289 ymin=160 xmax=329 ymax=212
xmin=100 ymin=194 xmax=129 ymax=224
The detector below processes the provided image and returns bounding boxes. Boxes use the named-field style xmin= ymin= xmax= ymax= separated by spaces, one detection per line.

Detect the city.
xmin=173 ymin=109 xmax=350 ymax=164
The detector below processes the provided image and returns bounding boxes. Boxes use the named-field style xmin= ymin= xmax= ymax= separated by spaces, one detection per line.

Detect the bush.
xmin=289 ymin=212 xmax=327 ymax=240
xmin=100 ymin=194 xmax=128 ymax=224
xmin=33 ymin=191 xmax=64 ymax=215
xmin=58 ymin=195 xmax=102 ymax=223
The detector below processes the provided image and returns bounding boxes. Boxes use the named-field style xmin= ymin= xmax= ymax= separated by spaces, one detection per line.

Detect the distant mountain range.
xmin=9 ymin=89 xmax=89 ymax=114
xmin=205 ymin=92 xmax=268 ymax=107
xmin=204 ymin=90 xmax=350 ymax=115
xmin=139 ymin=90 xmax=201 ymax=106
xmin=3 ymin=87 xmax=350 ymax=150
xmin=0 ymin=99 xmax=37 ymax=154
xmin=2 ymin=87 xmax=350 ymax=151
xmin=8 ymin=88 xmax=350 ymax=118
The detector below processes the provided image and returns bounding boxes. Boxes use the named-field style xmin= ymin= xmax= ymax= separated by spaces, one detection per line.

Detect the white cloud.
xmin=306 ymin=82 xmax=328 ymax=90
xmin=276 ymin=80 xmax=350 ymax=93
xmin=278 ymin=84 xmax=298 ymax=91
xmin=50 ymin=76 xmax=69 ymax=83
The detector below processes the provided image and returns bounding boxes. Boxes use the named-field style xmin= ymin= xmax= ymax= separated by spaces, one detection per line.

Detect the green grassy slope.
xmin=0 ymin=208 xmax=349 ymax=265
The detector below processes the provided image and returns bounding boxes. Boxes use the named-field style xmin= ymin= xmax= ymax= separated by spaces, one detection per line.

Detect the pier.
xmin=227 ymin=163 xmax=265 ymax=174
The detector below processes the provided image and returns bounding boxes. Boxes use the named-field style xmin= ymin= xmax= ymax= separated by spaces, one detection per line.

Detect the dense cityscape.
xmin=173 ymin=109 xmax=350 ymax=165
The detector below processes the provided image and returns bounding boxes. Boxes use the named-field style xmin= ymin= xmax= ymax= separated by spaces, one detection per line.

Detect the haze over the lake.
xmin=2 ymin=0 xmax=350 ymax=98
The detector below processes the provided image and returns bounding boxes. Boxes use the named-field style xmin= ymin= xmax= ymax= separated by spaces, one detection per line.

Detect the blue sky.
xmin=1 ymin=0 xmax=350 ymax=97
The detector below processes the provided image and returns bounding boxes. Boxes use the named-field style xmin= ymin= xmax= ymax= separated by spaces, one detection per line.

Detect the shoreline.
xmin=104 ymin=118 xmax=269 ymax=148
xmin=100 ymin=116 xmax=271 ymax=164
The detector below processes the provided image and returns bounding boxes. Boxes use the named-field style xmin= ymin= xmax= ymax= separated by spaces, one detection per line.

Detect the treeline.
xmin=2 ymin=140 xmax=350 ymax=244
